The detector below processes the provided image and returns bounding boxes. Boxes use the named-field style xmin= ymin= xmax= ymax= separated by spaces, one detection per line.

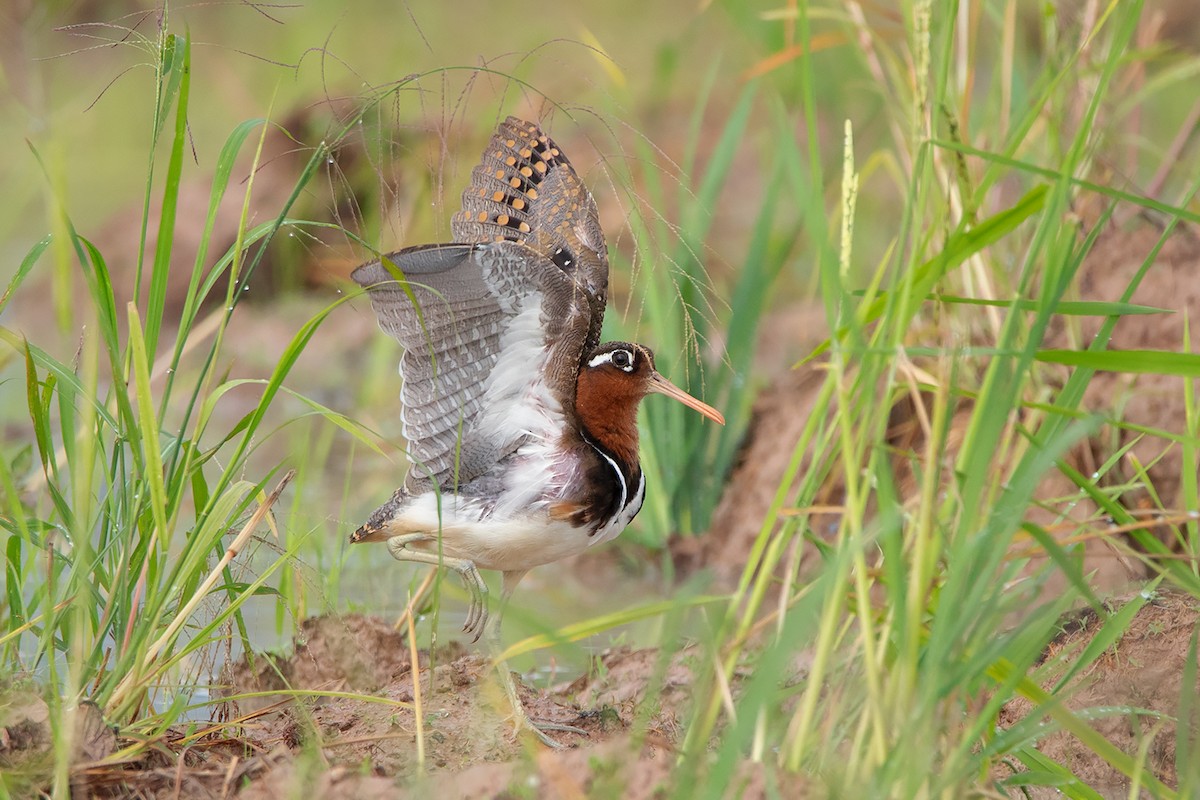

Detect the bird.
xmin=350 ymin=116 xmax=724 ymax=746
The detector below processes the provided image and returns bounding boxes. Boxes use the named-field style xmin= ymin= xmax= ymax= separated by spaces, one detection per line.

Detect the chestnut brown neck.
xmin=574 ymin=369 xmax=643 ymax=470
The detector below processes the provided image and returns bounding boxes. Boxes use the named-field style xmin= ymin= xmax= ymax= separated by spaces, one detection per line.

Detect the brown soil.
xmin=42 ymin=615 xmax=694 ymax=798
xmin=1064 ymin=221 xmax=1200 ymax=518
xmin=998 ymin=590 xmax=1200 ymax=798
xmin=19 ymin=594 xmax=1192 ymax=798
xmin=220 ymin=615 xmax=613 ymax=772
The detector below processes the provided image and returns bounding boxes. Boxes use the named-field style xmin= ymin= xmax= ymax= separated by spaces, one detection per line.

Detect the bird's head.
xmin=575 ymin=342 xmax=724 ymax=462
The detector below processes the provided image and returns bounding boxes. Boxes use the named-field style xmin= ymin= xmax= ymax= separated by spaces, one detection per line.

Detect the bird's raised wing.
xmin=354 ymin=117 xmax=609 ymax=491
xmin=353 ymin=240 xmax=600 ymax=491
xmin=453 ymin=116 xmax=608 ymax=349
xmin=354 ymin=117 xmax=608 ymax=492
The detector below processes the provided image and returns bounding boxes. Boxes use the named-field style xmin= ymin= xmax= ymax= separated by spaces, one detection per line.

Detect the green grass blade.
xmin=799 ymin=185 xmax=1048 ymax=365
xmin=125 ymin=305 xmax=171 ymax=561
xmin=1037 ymin=348 xmax=1200 ymax=377
xmin=143 ymin=35 xmax=191 ymax=360
xmin=495 ymin=595 xmax=726 ymax=662
xmin=0 ymin=236 xmax=51 ymax=315
xmin=930 ymin=295 xmax=1169 ymax=316
xmin=1178 ymin=621 xmax=1200 ymax=792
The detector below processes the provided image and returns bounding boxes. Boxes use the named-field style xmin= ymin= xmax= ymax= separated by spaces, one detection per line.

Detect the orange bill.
xmin=648 ymin=372 xmax=725 ymax=424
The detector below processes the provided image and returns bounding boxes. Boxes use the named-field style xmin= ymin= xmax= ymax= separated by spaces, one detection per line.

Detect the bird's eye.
xmin=611 ymin=350 xmax=633 ymax=370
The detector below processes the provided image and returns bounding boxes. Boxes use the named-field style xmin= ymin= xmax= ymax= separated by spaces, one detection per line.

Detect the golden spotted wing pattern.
xmin=353 ymin=118 xmax=609 ymax=493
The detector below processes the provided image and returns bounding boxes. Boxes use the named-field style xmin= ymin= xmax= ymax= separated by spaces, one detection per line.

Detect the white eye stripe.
xmin=588 ymin=349 xmax=635 ymax=371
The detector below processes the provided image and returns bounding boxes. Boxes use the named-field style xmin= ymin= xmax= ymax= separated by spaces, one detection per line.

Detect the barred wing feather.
xmin=352 ymin=240 xmax=599 ymax=491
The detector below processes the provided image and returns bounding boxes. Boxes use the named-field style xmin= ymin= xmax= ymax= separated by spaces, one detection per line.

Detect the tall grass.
xmin=0 ymin=20 xmax=382 ymax=794
xmin=618 ymin=82 xmax=787 ymax=540
xmin=624 ymin=0 xmax=1200 ymax=796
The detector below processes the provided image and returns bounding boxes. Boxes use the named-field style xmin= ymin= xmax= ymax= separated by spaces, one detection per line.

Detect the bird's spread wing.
xmin=354 ymin=118 xmax=609 ymax=492
xmin=354 ymin=118 xmax=609 ymax=493
xmin=453 ymin=117 xmax=608 ymax=349
xmin=353 ymin=239 xmax=600 ymax=490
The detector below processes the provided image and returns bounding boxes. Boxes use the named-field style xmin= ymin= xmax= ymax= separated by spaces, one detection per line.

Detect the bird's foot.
xmin=460 ymin=570 xmax=489 ymax=643
xmin=508 ymin=711 xmax=588 ymax=749
xmin=384 ymin=534 xmax=489 ymax=641
xmin=491 ymin=647 xmax=586 ymax=749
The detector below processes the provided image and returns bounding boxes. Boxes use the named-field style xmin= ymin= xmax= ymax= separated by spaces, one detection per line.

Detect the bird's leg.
xmin=487 ymin=569 xmax=588 ymax=749
xmin=385 ymin=533 xmax=489 ymax=641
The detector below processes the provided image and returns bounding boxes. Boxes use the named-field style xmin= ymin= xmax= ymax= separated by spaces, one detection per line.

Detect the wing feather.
xmin=353 ymin=240 xmax=598 ymax=490
xmin=354 ymin=118 xmax=609 ymax=497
